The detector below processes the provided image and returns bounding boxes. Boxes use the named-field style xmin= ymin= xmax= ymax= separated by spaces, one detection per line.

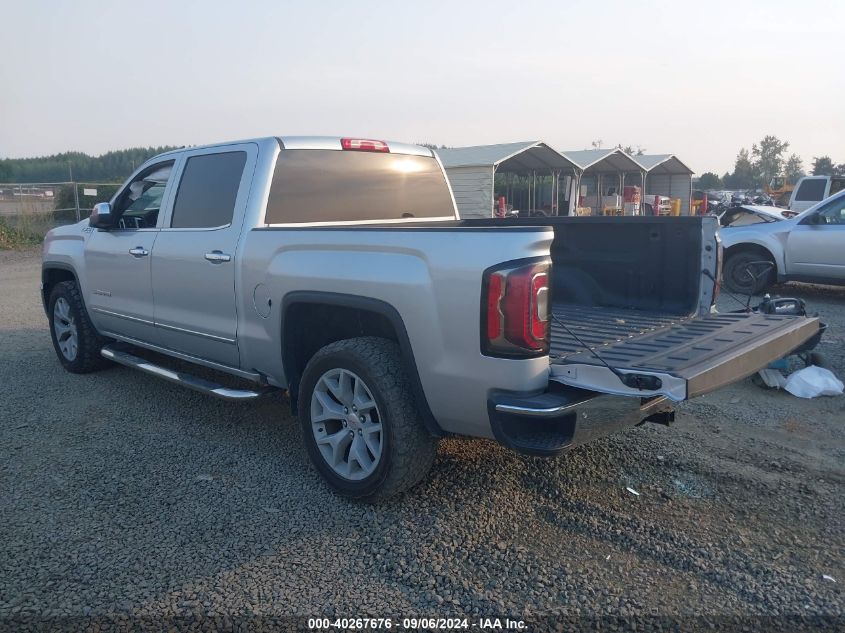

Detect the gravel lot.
xmin=1 ymin=247 xmax=843 ymax=631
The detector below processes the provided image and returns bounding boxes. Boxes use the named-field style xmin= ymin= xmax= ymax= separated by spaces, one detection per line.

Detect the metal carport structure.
xmin=561 ymin=149 xmax=646 ymax=215
xmin=437 ymin=142 xmax=578 ymax=219
xmin=637 ymin=154 xmax=695 ymax=215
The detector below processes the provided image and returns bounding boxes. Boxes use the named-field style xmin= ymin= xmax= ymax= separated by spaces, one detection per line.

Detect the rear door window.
xmin=170 ymin=151 xmax=247 ymax=228
xmin=265 ymin=150 xmax=455 ymax=224
xmin=794 ymin=178 xmax=827 ymax=202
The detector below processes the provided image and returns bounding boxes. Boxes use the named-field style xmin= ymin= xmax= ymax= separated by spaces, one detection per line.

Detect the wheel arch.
xmin=723 ymin=241 xmax=782 ymax=276
xmin=280 ymin=291 xmax=444 ymax=437
xmin=41 ymin=263 xmax=79 ymax=315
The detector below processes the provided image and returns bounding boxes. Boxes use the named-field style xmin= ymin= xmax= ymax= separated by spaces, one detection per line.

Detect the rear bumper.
xmin=488 ymin=387 xmax=674 ymax=457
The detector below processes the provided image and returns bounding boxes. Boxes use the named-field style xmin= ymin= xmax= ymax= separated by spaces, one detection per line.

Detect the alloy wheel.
xmin=53 ymin=297 xmax=79 ymax=361
xmin=310 ymin=368 xmax=383 ymax=481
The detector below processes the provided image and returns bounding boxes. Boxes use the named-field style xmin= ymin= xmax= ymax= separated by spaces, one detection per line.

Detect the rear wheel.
xmin=298 ymin=337 xmax=438 ymax=500
xmin=723 ymin=251 xmax=774 ymax=295
xmin=48 ymin=280 xmax=110 ymax=373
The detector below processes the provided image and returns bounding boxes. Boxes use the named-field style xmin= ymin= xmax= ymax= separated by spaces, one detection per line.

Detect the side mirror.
xmin=89 ymin=202 xmax=114 ymax=229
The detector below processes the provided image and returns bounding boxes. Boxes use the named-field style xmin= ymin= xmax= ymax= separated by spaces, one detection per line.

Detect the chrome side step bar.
xmin=101 ymin=346 xmax=278 ymax=401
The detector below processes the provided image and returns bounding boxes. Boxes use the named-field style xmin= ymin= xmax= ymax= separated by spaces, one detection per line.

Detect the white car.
xmin=789 ymin=175 xmax=845 ymax=213
xmin=719 ymin=189 xmax=845 ymax=293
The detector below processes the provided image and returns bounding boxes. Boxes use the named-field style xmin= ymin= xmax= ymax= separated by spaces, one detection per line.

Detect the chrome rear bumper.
xmin=488 ymin=388 xmax=674 ymax=457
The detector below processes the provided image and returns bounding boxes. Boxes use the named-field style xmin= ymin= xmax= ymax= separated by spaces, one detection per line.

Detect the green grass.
xmin=0 ymin=215 xmax=49 ymax=249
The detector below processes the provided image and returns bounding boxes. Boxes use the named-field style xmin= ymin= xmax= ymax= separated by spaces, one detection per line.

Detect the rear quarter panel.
xmin=238 ymin=226 xmax=554 ymax=438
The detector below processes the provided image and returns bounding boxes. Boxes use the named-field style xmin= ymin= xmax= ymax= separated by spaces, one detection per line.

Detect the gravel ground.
xmin=1 ymin=247 xmax=843 ymax=632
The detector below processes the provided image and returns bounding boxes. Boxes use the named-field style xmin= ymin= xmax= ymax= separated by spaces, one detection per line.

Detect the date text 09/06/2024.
xmin=307 ymin=617 xmax=527 ymax=630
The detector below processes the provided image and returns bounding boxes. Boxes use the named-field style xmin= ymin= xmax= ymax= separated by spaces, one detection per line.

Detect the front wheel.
xmin=723 ymin=252 xmax=774 ymax=295
xmin=298 ymin=337 xmax=438 ymax=500
xmin=48 ymin=280 xmax=110 ymax=374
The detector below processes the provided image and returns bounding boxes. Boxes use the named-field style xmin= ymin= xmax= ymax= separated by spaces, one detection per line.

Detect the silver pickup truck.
xmin=41 ymin=136 xmax=819 ymax=500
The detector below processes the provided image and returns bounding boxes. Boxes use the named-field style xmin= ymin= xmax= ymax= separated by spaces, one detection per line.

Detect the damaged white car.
xmin=719 ymin=190 xmax=845 ymax=294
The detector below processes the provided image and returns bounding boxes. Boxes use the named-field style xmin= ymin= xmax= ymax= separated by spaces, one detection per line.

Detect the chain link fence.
xmin=0 ymin=182 xmax=120 ymax=240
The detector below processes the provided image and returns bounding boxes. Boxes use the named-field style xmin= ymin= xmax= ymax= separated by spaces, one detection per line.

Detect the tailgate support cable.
xmin=702 ymin=263 xmax=774 ymax=313
xmin=550 ymin=312 xmax=663 ymax=392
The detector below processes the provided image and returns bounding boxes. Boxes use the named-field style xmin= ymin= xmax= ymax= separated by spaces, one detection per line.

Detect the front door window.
xmin=112 ymin=162 xmax=174 ymax=229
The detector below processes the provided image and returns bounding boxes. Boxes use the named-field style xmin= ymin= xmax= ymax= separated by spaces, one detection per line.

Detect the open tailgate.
xmin=549 ymin=311 xmax=819 ymax=402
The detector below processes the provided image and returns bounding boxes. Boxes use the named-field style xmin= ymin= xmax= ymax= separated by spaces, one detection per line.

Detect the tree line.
xmin=2 ymin=138 xmax=841 ymax=192
xmin=697 ymin=135 xmax=844 ymax=191
xmin=0 ymin=147 xmax=180 ymax=183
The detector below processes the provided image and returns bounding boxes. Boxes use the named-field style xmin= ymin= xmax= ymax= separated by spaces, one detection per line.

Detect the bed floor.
xmin=549 ymin=304 xmax=688 ymax=362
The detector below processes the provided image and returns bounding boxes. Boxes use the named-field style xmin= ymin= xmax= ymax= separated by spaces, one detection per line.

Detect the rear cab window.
xmin=794 ymin=178 xmax=827 ymax=202
xmin=265 ymin=150 xmax=456 ymax=225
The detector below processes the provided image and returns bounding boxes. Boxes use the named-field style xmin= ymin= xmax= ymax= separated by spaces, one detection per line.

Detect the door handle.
xmin=129 ymin=247 xmax=149 ymax=257
xmin=204 ymin=250 xmax=232 ymax=263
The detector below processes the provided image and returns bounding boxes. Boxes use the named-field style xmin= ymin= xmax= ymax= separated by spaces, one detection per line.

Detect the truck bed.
xmin=465 ymin=216 xmax=818 ymax=402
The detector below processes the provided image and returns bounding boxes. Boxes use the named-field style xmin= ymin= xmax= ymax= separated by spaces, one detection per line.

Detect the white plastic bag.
xmin=784 ymin=366 xmax=844 ymax=399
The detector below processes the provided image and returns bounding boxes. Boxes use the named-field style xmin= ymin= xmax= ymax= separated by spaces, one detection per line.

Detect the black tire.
xmin=723 ymin=251 xmax=774 ymax=295
xmin=48 ymin=280 xmax=110 ymax=374
xmin=298 ymin=337 xmax=438 ymax=500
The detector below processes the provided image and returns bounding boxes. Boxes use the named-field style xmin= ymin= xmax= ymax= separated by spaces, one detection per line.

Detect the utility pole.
xmin=69 ymin=161 xmax=80 ymax=221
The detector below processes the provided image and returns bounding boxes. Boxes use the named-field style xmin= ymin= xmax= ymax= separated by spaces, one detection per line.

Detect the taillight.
xmin=482 ymin=260 xmax=551 ymax=357
xmin=340 ymin=138 xmax=389 ymax=152
xmin=486 ymin=272 xmax=504 ymax=341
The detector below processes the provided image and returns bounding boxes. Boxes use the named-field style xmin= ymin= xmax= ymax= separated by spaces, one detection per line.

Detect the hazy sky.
xmin=2 ymin=0 xmax=842 ymax=174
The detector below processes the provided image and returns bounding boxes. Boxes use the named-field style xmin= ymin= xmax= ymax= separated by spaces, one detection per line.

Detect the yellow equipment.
xmin=765 ymin=177 xmax=794 ymax=206
xmin=669 ymin=198 xmax=682 ymax=216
